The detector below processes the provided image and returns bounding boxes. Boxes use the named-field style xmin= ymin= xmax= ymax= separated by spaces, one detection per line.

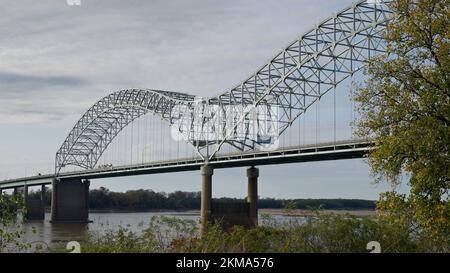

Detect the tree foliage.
xmin=28 ymin=187 xmax=376 ymax=210
xmin=0 ymin=192 xmax=29 ymax=252
xmin=354 ymin=0 xmax=449 ymax=250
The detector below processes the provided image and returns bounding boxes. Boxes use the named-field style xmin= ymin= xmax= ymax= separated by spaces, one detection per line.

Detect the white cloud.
xmin=0 ymin=0 xmax=351 ymax=123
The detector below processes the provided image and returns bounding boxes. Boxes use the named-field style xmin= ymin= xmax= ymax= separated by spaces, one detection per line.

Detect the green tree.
xmin=354 ymin=0 xmax=449 ymax=251
xmin=0 ymin=192 xmax=29 ymax=252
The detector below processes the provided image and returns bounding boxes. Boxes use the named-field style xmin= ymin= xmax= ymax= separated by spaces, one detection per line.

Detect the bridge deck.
xmin=0 ymin=140 xmax=373 ymax=189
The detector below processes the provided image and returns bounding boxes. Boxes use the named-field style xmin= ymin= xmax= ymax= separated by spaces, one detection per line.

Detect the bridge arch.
xmin=55 ymin=89 xmax=196 ymax=174
xmin=56 ymin=0 xmax=394 ymax=174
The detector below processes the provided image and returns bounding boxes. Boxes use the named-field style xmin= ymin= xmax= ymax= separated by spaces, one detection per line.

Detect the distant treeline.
xmin=28 ymin=187 xmax=375 ymax=210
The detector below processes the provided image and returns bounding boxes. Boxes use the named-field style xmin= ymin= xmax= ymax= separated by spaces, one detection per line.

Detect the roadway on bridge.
xmin=0 ymin=140 xmax=372 ymax=189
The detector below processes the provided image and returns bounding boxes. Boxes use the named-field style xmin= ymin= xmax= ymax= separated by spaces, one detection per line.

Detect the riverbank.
xmin=85 ymin=208 xmax=376 ymax=217
xmin=259 ymin=208 xmax=376 ymax=217
xmin=87 ymin=208 xmax=199 ymax=214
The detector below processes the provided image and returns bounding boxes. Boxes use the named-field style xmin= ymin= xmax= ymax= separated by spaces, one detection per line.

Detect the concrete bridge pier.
xmin=200 ymin=165 xmax=260 ymax=234
xmin=50 ymin=178 xmax=90 ymax=223
xmin=247 ymin=166 xmax=259 ymax=226
xmin=41 ymin=185 xmax=46 ymax=204
xmin=23 ymin=184 xmax=28 ymax=210
xmin=24 ymin=184 xmax=45 ymax=220
xmin=200 ymin=165 xmax=213 ymax=236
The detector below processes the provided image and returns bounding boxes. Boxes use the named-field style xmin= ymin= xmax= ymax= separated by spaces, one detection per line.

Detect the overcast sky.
xmin=0 ymin=0 xmax=408 ymax=199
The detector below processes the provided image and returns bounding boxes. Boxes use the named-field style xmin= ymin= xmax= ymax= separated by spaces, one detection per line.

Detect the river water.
xmin=19 ymin=211 xmax=303 ymax=251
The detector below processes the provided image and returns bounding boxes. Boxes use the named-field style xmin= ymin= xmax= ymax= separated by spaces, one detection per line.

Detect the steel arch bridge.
xmin=55 ymin=0 xmax=394 ymax=175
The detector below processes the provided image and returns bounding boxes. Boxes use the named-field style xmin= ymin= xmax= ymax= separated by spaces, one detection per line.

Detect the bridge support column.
xmin=50 ymin=178 xmax=90 ymax=223
xmin=200 ymin=165 xmax=213 ymax=236
xmin=23 ymin=184 xmax=28 ymax=216
xmin=247 ymin=166 xmax=259 ymax=227
xmin=41 ymin=184 xmax=46 ymax=204
xmin=24 ymin=184 xmax=45 ymax=221
xmin=24 ymin=184 xmax=28 ymax=201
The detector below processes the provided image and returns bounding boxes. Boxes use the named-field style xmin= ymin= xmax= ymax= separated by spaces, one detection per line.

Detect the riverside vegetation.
xmin=27 ymin=187 xmax=375 ymax=211
xmin=0 ymin=191 xmax=445 ymax=253
xmin=60 ymin=213 xmax=434 ymax=253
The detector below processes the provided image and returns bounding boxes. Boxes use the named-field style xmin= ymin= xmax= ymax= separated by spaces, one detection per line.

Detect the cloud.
xmin=0 ymin=71 xmax=89 ymax=123
xmin=0 ymin=71 xmax=86 ymax=92
xmin=0 ymin=0 xmax=352 ymax=124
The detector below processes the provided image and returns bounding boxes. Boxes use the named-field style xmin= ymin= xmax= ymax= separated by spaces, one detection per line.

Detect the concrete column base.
xmin=50 ymin=178 xmax=91 ymax=223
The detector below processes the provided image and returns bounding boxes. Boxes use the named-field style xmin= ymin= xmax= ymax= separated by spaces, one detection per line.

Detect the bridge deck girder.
xmin=0 ymin=140 xmax=373 ymax=190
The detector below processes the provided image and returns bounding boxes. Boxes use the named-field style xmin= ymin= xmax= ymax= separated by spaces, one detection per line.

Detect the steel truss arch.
xmin=56 ymin=89 xmax=196 ymax=174
xmin=56 ymin=0 xmax=394 ymax=174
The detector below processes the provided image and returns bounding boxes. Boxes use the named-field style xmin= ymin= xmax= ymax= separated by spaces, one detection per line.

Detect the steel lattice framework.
xmin=56 ymin=0 xmax=394 ymax=174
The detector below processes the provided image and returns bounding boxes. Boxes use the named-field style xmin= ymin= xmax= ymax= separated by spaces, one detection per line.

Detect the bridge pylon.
xmin=24 ymin=184 xmax=46 ymax=220
xmin=50 ymin=178 xmax=91 ymax=223
xmin=200 ymin=165 xmax=260 ymax=236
